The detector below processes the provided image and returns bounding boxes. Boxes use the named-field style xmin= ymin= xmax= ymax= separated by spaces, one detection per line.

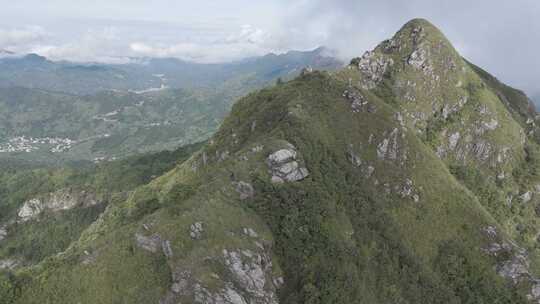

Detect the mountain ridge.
xmin=2 ymin=18 xmax=540 ymax=303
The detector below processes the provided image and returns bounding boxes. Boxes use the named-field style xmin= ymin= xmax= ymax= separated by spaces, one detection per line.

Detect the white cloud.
xmin=1 ymin=1 xmax=540 ymax=98
xmin=225 ymin=25 xmax=268 ymax=44
xmin=129 ymin=24 xmax=276 ymax=63
xmin=0 ymin=22 xmax=283 ymax=64
xmin=31 ymin=28 xmax=132 ymax=63
xmin=0 ymin=26 xmax=48 ymax=51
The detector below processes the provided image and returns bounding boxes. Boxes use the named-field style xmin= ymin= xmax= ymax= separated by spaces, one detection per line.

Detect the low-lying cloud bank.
xmin=0 ymin=0 xmax=539 ymax=98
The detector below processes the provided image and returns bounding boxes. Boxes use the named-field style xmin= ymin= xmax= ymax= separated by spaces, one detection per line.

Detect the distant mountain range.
xmin=0 ymin=47 xmax=343 ymax=163
xmin=0 ymin=47 xmax=342 ymax=95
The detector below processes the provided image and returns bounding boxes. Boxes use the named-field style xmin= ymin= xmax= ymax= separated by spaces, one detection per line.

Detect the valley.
xmin=0 ymin=48 xmax=342 ymax=163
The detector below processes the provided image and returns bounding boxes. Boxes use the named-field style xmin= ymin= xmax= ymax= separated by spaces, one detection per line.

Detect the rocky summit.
xmin=1 ymin=18 xmax=540 ymax=303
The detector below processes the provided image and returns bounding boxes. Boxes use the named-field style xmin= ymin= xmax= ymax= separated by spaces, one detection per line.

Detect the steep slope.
xmin=2 ymin=19 xmax=540 ymax=303
xmin=343 ymin=18 xmax=540 ymax=269
xmin=0 ymin=142 xmax=202 ymax=270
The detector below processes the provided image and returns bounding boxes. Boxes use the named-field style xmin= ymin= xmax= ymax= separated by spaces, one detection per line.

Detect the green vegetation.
xmin=0 ymin=142 xmax=203 ymax=268
xmin=0 ymin=48 xmax=342 ymax=163
xmin=0 ymin=19 xmax=539 ymax=304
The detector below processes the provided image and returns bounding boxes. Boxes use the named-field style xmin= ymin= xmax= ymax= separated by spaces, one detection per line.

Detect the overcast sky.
xmin=1 ymin=0 xmax=539 ymax=97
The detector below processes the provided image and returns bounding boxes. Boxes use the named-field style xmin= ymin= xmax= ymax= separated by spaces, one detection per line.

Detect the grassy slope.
xmin=0 ymin=142 xmax=203 ymax=267
xmin=1 ymin=19 xmax=537 ymax=304
xmin=0 ymin=71 xmax=525 ymax=303
xmin=344 ymin=18 xmax=540 ymax=268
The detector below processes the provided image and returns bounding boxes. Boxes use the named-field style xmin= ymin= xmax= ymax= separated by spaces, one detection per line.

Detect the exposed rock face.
xmin=448 ymin=132 xmax=460 ymax=150
xmin=408 ymin=47 xmax=428 ymax=69
xmin=410 ymin=25 xmax=426 ymax=45
xmin=0 ymin=226 xmax=6 ymax=241
xmin=18 ymin=198 xmax=43 ymax=220
xmin=243 ymin=227 xmax=259 ymax=238
xmin=531 ymin=284 xmax=540 ymax=303
xmin=81 ymin=249 xmax=99 ymax=265
xmin=134 ymin=231 xmax=174 ymax=259
xmin=160 ymin=270 xmax=194 ymax=304
xmin=498 ymin=254 xmax=530 ymax=284
xmin=17 ymin=189 xmax=99 ymax=222
xmin=134 ymin=232 xmax=162 ymax=253
xmin=190 ymin=222 xmax=204 ymax=240
xmin=343 ymin=88 xmax=375 ymax=113
xmin=192 ymin=283 xmax=249 ymax=304
xmin=497 ymin=147 xmax=511 ymax=164
xmin=482 ymin=226 xmax=540 ymax=302
xmin=366 ymin=166 xmax=375 ymax=178
xmin=347 ymin=145 xmax=362 ymax=167
xmin=234 ymin=181 xmax=255 ymax=200
xmin=162 ymin=240 xmax=173 ymax=258
xmin=404 ymin=26 xmax=436 ymax=77
xmin=161 ymin=246 xmax=280 ymax=304
xmin=473 ymin=118 xmax=500 ymax=136
xmin=216 ymin=150 xmax=230 ymax=162
xmin=222 ymin=248 xmax=278 ymax=303
xmin=471 ymin=140 xmax=492 ymax=162
xmin=0 ymin=259 xmax=19 ymax=270
xmin=396 ymin=178 xmax=420 ymax=202
xmin=483 ymin=119 xmax=499 ymax=131
xmin=376 ymin=128 xmax=405 ymax=162
xmin=345 ymin=144 xmax=377 ymax=179
xmin=251 ymin=145 xmax=264 ymax=153
xmin=355 ymin=51 xmax=394 ymax=90
xmin=267 ymin=149 xmax=296 ymax=164
xmin=377 ymin=139 xmax=389 ymax=159
xmin=520 ymin=191 xmax=533 ymax=204
xmin=441 ymin=96 xmax=468 ymax=119
xmin=267 ymin=147 xmax=309 ymax=183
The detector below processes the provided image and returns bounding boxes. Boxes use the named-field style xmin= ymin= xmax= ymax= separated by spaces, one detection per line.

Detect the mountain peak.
xmin=22 ymin=53 xmax=48 ymax=63
xmin=344 ymin=16 xmax=535 ymax=160
xmin=349 ymin=17 xmax=462 ymax=97
xmin=400 ymin=18 xmax=441 ymax=32
xmin=394 ymin=18 xmax=453 ymax=49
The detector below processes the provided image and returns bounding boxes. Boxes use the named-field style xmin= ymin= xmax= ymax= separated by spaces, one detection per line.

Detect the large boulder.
xmin=17 ymin=189 xmax=99 ymax=222
xmin=267 ymin=146 xmax=309 ymax=183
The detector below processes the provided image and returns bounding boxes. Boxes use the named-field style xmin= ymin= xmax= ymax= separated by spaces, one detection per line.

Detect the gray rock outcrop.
xmin=0 ymin=226 xmax=7 ymax=242
xmin=222 ymin=248 xmax=278 ymax=303
xmin=0 ymin=259 xmax=19 ymax=270
xmin=190 ymin=222 xmax=204 ymax=240
xmin=161 ymin=245 xmax=281 ymax=304
xmin=342 ymin=89 xmax=375 ymax=113
xmin=234 ymin=181 xmax=255 ymax=200
xmin=243 ymin=227 xmax=259 ymax=238
xmin=355 ymin=51 xmax=394 ymax=90
xmin=377 ymin=128 xmax=401 ymax=161
xmin=17 ymin=189 xmax=99 ymax=222
xmin=520 ymin=191 xmax=533 ymax=204
xmin=408 ymin=47 xmax=427 ymax=69
xmin=134 ymin=232 xmax=162 ymax=253
xmin=267 ymin=147 xmax=309 ymax=183
xmin=482 ymin=226 xmax=540 ymax=302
